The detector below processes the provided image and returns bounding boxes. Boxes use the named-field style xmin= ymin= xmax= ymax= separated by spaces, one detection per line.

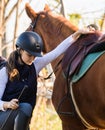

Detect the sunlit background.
xmin=0 ymin=0 xmax=105 ymax=130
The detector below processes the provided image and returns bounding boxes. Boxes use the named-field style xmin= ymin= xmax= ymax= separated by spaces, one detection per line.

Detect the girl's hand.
xmin=3 ymin=99 xmax=19 ymax=110
xmin=72 ymin=28 xmax=94 ymax=41
xmin=78 ymin=28 xmax=95 ymax=34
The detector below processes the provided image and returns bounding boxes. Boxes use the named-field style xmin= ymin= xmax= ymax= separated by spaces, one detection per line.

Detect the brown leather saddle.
xmin=62 ymin=32 xmax=102 ymax=80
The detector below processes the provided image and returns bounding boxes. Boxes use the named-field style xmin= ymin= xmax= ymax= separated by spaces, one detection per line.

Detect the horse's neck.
xmin=36 ymin=12 xmax=78 ymax=52
xmin=36 ymin=12 xmax=78 ymax=70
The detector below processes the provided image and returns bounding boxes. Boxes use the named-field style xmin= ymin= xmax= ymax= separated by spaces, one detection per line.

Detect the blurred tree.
xmin=0 ymin=0 xmax=19 ymax=56
xmin=100 ymin=12 xmax=105 ymax=31
xmin=0 ymin=0 xmax=5 ymax=56
xmin=60 ymin=0 xmax=66 ymax=17
xmin=13 ymin=0 xmax=21 ymax=50
xmin=0 ymin=0 xmax=32 ymax=57
xmin=68 ymin=13 xmax=82 ymax=26
xmin=46 ymin=0 xmax=66 ymax=17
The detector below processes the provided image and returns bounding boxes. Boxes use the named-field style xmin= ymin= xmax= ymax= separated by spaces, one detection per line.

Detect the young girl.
xmin=0 ymin=29 xmax=94 ymax=130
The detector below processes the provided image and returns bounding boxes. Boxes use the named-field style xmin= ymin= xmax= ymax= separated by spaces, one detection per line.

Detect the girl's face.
xmin=20 ymin=50 xmax=35 ymax=65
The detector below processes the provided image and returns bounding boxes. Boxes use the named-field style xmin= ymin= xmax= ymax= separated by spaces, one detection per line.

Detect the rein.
xmin=30 ymin=14 xmax=40 ymax=31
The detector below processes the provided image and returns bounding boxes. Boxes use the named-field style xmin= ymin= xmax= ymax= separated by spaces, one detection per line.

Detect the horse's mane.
xmin=43 ymin=12 xmax=77 ymax=35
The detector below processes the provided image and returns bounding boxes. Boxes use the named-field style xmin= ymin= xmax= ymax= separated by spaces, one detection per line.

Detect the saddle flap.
xmin=62 ymin=32 xmax=101 ymax=79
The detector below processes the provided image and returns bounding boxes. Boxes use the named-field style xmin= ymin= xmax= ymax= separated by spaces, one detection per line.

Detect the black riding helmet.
xmin=16 ymin=31 xmax=43 ymax=57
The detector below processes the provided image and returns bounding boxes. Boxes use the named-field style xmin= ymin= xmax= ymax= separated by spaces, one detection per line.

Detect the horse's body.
xmin=25 ymin=3 xmax=105 ymax=130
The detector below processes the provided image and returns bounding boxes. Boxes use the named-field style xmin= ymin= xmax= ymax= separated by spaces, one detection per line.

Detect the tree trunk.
xmin=60 ymin=0 xmax=67 ymax=18
xmin=0 ymin=0 xmax=5 ymax=55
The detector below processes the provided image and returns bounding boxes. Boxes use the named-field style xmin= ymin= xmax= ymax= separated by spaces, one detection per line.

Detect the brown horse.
xmin=25 ymin=3 xmax=105 ymax=130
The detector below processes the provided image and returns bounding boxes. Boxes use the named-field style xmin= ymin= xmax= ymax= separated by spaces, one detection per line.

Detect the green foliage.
xmin=68 ymin=13 xmax=82 ymax=26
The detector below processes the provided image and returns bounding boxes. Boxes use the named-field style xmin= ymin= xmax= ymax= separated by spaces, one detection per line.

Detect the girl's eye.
xmin=26 ymin=52 xmax=32 ymax=57
xmin=28 ymin=54 xmax=32 ymax=57
xmin=27 ymin=54 xmax=35 ymax=58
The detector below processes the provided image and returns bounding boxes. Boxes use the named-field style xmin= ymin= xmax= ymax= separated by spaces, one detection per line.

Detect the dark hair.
xmin=6 ymin=49 xmax=22 ymax=81
xmin=87 ymin=24 xmax=99 ymax=30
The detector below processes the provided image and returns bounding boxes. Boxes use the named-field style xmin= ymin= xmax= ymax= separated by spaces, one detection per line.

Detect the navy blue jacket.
xmin=2 ymin=62 xmax=37 ymax=109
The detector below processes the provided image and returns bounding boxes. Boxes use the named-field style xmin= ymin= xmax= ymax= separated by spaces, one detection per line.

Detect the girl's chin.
xmin=26 ymin=62 xmax=32 ymax=65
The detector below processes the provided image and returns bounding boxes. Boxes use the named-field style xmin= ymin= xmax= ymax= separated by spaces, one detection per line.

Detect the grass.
xmin=30 ymin=97 xmax=62 ymax=130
